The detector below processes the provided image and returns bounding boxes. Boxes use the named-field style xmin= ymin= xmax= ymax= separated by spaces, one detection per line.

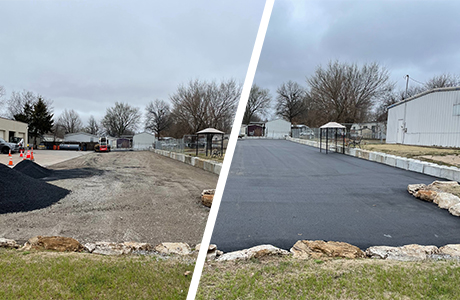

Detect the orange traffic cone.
xmin=19 ymin=149 xmax=23 ymax=158
xmin=8 ymin=150 xmax=13 ymax=166
xmin=26 ymin=150 xmax=31 ymax=160
xmin=31 ymin=148 xmax=35 ymax=161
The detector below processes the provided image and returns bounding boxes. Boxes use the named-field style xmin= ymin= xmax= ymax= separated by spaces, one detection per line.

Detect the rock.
xmin=439 ymin=244 xmax=460 ymax=258
xmin=22 ymin=236 xmax=83 ymax=252
xmin=290 ymin=240 xmax=365 ymax=259
xmin=122 ymin=242 xmax=152 ymax=251
xmin=408 ymin=184 xmax=426 ymax=195
xmin=366 ymin=244 xmax=439 ymax=261
xmin=448 ymin=203 xmax=460 ymax=216
xmin=86 ymin=241 xmax=153 ymax=255
xmin=91 ymin=242 xmax=132 ymax=255
xmin=414 ymin=190 xmax=438 ymax=202
xmin=217 ymin=244 xmax=289 ymax=261
xmin=0 ymin=238 xmax=20 ymax=249
xmin=155 ymin=242 xmax=191 ymax=255
xmin=427 ymin=181 xmax=459 ymax=191
xmin=196 ymin=243 xmax=219 ymax=260
xmin=201 ymin=189 xmax=215 ymax=196
xmin=434 ymin=192 xmax=460 ymax=209
xmin=201 ymin=194 xmax=214 ymax=207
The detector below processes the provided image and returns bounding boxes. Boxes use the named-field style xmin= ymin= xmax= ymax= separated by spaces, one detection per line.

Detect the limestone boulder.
xmin=0 ymin=238 xmax=20 ymax=249
xmin=408 ymin=184 xmax=426 ymax=195
xmin=427 ymin=181 xmax=459 ymax=191
xmin=85 ymin=241 xmax=152 ymax=255
xmin=448 ymin=203 xmax=460 ymax=216
xmin=439 ymin=244 xmax=460 ymax=258
xmin=217 ymin=244 xmax=289 ymax=261
xmin=195 ymin=243 xmax=220 ymax=260
xmin=366 ymin=244 xmax=439 ymax=261
xmin=290 ymin=240 xmax=365 ymax=259
xmin=155 ymin=242 xmax=191 ymax=255
xmin=414 ymin=190 xmax=438 ymax=202
xmin=434 ymin=192 xmax=460 ymax=209
xmin=22 ymin=236 xmax=83 ymax=252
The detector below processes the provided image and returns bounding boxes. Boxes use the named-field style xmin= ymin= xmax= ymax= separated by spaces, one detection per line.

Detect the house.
xmin=387 ymin=87 xmax=460 ymax=147
xmin=133 ymin=132 xmax=155 ymax=150
xmin=247 ymin=123 xmax=265 ymax=137
xmin=264 ymin=118 xmax=291 ymax=139
xmin=0 ymin=117 xmax=28 ymax=144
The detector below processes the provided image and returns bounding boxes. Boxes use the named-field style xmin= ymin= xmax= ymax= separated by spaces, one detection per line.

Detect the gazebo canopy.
xmin=320 ymin=122 xmax=346 ymax=129
xmin=197 ymin=128 xmax=225 ymax=134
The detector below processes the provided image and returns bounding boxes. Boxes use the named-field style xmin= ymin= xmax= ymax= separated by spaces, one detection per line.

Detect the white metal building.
xmin=64 ymin=132 xmax=99 ymax=143
xmin=264 ymin=118 xmax=291 ymax=139
xmin=387 ymin=87 xmax=460 ymax=147
xmin=133 ymin=132 xmax=155 ymax=150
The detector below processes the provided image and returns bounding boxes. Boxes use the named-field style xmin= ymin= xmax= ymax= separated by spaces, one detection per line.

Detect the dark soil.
xmin=0 ymin=164 xmax=70 ymax=214
xmin=13 ymin=160 xmax=103 ymax=181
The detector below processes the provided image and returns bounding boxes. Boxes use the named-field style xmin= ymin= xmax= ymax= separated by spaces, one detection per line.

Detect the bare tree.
xmin=145 ymin=99 xmax=172 ymax=137
xmin=57 ymin=109 xmax=83 ymax=134
xmin=243 ymin=84 xmax=271 ymax=124
xmin=424 ymin=73 xmax=460 ymax=90
xmin=170 ymin=78 xmax=240 ymax=134
xmin=307 ymin=60 xmax=393 ymax=127
xmin=102 ymin=102 xmax=141 ymax=137
xmin=275 ymin=81 xmax=307 ymax=123
xmin=85 ymin=115 xmax=101 ymax=135
xmin=0 ymin=85 xmax=5 ymax=117
xmin=5 ymin=90 xmax=38 ymax=119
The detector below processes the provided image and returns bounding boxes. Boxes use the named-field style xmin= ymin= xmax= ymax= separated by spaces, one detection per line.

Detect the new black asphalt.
xmin=211 ymin=139 xmax=460 ymax=252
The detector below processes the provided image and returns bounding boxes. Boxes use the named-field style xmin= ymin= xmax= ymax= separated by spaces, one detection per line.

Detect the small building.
xmin=133 ymin=132 xmax=155 ymax=150
xmin=247 ymin=123 xmax=265 ymax=137
xmin=0 ymin=117 xmax=28 ymax=144
xmin=387 ymin=87 xmax=460 ymax=147
xmin=64 ymin=132 xmax=99 ymax=143
xmin=264 ymin=118 xmax=291 ymax=139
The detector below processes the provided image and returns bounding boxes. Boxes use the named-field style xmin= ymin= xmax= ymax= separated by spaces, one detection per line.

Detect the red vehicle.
xmin=95 ymin=137 xmax=111 ymax=152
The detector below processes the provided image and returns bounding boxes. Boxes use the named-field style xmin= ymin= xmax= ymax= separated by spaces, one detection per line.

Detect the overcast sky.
xmin=255 ymin=0 xmax=460 ymax=116
xmin=0 ymin=0 xmax=265 ymax=125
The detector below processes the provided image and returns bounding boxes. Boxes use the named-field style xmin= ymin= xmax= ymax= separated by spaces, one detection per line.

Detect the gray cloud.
xmin=255 ymin=0 xmax=460 ymax=105
xmin=0 ymin=0 xmax=265 ymax=124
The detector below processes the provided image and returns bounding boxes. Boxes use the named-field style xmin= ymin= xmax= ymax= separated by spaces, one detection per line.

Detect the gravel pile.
xmin=13 ymin=160 xmax=103 ymax=181
xmin=0 ymin=164 xmax=70 ymax=214
xmin=13 ymin=160 xmax=53 ymax=179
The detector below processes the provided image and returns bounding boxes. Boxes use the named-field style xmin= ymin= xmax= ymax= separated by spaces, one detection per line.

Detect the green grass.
xmin=0 ymin=249 xmax=193 ymax=299
xmin=197 ymin=257 xmax=460 ymax=300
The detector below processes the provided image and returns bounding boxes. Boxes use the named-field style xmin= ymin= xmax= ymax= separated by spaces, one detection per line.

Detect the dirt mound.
xmin=0 ymin=164 xmax=70 ymax=214
xmin=13 ymin=160 xmax=103 ymax=181
xmin=13 ymin=160 xmax=53 ymax=179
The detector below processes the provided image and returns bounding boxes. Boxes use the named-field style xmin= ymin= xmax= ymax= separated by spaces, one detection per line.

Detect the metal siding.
xmin=386 ymin=103 xmax=405 ymax=143
xmin=389 ymin=90 xmax=460 ymax=147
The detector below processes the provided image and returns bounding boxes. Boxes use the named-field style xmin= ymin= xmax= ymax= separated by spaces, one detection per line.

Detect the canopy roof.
xmin=320 ymin=122 xmax=346 ymax=129
xmin=196 ymin=127 xmax=225 ymax=134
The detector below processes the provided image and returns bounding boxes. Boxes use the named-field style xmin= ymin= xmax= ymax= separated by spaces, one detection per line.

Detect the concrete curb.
xmin=286 ymin=137 xmax=460 ymax=182
xmin=151 ymin=149 xmax=222 ymax=175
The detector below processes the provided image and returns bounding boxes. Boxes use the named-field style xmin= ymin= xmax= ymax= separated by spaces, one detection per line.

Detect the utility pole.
xmin=405 ymin=75 xmax=409 ymax=99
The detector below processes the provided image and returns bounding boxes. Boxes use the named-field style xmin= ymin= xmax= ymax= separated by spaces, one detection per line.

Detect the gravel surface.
xmin=0 ymin=164 xmax=70 ymax=214
xmin=0 ymin=151 xmax=217 ymax=246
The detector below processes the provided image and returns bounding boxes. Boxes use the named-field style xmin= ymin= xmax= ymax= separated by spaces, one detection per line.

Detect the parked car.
xmin=299 ymin=130 xmax=315 ymax=139
xmin=0 ymin=138 xmax=19 ymax=154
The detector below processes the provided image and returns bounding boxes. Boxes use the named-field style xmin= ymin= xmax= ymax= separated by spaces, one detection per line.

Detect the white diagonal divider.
xmin=186 ymin=1 xmax=275 ymax=299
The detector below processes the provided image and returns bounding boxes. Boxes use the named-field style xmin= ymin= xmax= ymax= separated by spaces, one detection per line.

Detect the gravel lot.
xmin=0 ymin=151 xmax=218 ymax=246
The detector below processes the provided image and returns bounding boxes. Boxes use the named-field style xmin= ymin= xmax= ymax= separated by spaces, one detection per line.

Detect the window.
xmin=454 ymin=103 xmax=460 ymax=116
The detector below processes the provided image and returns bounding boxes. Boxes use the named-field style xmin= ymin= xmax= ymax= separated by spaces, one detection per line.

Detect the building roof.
xmin=388 ymin=86 xmax=460 ymax=109
xmin=64 ymin=132 xmax=98 ymax=138
xmin=134 ymin=131 xmax=155 ymax=137
xmin=320 ymin=122 xmax=346 ymax=129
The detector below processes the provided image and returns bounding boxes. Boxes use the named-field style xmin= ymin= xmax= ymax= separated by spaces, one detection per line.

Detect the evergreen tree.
xmin=30 ymin=97 xmax=54 ymax=146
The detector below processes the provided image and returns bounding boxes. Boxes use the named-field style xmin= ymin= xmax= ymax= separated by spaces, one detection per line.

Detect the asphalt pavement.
xmin=211 ymin=139 xmax=460 ymax=252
